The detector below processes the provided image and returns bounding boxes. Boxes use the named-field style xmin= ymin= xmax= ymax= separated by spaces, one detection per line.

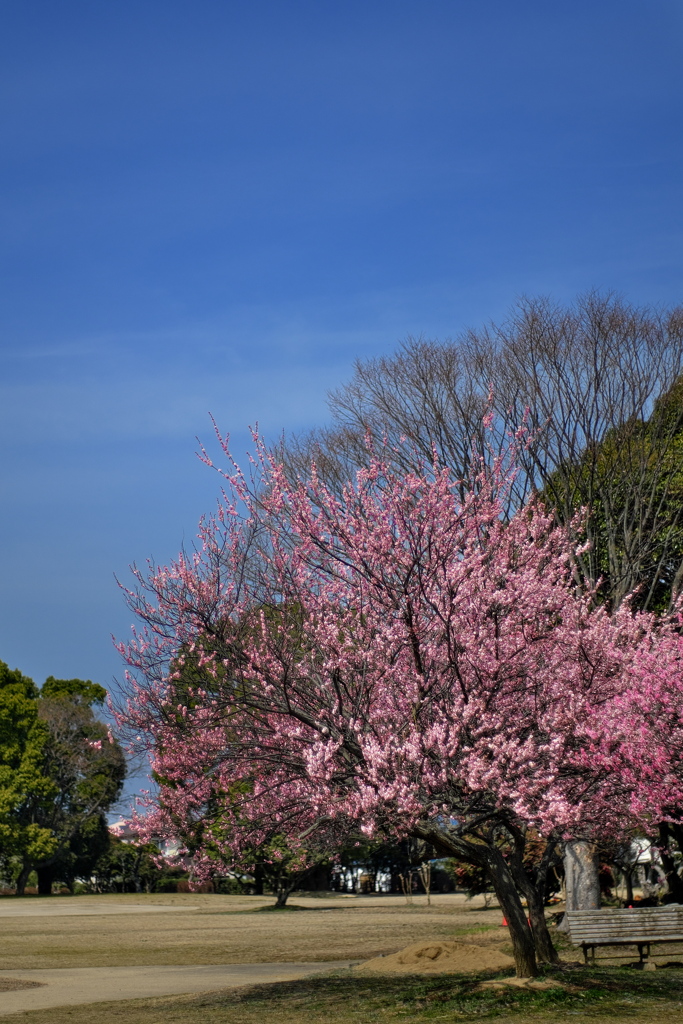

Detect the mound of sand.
xmin=356 ymin=940 xmax=515 ymax=974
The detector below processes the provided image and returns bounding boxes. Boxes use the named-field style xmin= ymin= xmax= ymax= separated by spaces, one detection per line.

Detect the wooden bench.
xmin=565 ymin=906 xmax=683 ymax=967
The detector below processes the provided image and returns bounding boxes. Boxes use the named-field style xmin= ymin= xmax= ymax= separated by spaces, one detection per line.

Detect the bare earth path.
xmin=0 ymin=962 xmax=354 ymax=1016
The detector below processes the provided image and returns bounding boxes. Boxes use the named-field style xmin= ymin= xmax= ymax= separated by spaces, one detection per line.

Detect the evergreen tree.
xmin=0 ymin=664 xmax=126 ymax=894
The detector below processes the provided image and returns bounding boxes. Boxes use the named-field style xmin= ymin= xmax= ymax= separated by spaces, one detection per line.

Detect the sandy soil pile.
xmin=356 ymin=939 xmax=515 ymax=974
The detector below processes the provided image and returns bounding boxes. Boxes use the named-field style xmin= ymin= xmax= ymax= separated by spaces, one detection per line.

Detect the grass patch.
xmin=9 ymin=966 xmax=683 ymax=1024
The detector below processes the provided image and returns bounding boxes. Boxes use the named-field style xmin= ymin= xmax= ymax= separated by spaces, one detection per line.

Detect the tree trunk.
xmin=37 ymin=866 xmax=54 ymax=896
xmin=506 ymin=849 xmax=558 ymax=964
xmin=15 ymin=862 xmax=32 ymax=896
xmin=274 ymin=885 xmax=293 ymax=907
xmin=658 ymin=823 xmax=683 ymax=902
xmin=253 ymin=863 xmax=264 ymax=896
xmin=131 ymin=855 xmax=143 ymax=893
xmin=669 ymin=822 xmax=683 ymax=857
xmin=563 ymin=840 xmax=600 ymax=911
xmin=525 ymin=881 xmax=558 ymax=963
xmin=530 ymin=839 xmax=560 ymax=963
xmin=411 ymin=821 xmax=537 ymax=977
xmin=484 ymin=846 xmax=538 ymax=978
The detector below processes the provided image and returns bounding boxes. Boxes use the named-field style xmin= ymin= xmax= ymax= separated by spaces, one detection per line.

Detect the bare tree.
xmin=490 ymin=293 xmax=683 ymax=611
xmin=283 ymin=292 xmax=683 ymax=612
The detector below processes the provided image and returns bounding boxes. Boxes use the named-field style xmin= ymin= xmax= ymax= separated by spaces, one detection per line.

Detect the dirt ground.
xmin=3 ymin=893 xmax=683 ymax=1024
xmin=0 ymin=892 xmax=510 ymax=970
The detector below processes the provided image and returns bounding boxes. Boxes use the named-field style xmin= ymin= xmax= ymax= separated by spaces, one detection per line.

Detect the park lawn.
xmin=6 ymin=893 xmax=683 ymax=1022
xmin=0 ymin=893 xmax=506 ymax=970
xmin=5 ymin=967 xmax=683 ymax=1024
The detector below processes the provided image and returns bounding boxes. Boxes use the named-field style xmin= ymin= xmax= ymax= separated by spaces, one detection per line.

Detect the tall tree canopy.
xmin=117 ymin=430 xmax=683 ymax=977
xmin=285 ymin=293 xmax=683 ymax=904
xmin=0 ymin=666 xmax=126 ymax=894
xmin=0 ymin=662 xmax=52 ymax=884
xmin=282 ymin=293 xmax=683 ymax=611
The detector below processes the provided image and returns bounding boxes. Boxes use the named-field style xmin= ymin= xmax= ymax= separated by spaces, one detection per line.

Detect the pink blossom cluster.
xmin=115 ymin=430 xmax=683 ymax=867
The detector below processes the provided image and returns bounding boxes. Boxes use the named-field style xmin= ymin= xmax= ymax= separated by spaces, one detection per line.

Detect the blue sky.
xmin=1 ymin=0 xmax=682 ymax=700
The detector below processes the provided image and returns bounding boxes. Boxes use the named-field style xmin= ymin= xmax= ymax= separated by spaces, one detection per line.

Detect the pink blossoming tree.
xmin=116 ymin=430 xmax=683 ymax=977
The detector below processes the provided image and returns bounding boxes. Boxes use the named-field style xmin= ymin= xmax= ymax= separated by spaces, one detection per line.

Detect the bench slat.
xmin=571 ymin=937 xmax=683 ymax=944
xmin=565 ymin=907 xmax=683 ymax=949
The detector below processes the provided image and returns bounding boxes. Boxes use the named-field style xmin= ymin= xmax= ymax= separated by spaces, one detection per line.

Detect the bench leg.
xmin=638 ymin=943 xmax=656 ymax=970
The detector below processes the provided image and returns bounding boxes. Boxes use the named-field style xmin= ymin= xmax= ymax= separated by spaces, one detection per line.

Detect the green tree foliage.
xmin=87 ymin=835 xmax=164 ymax=894
xmin=538 ymin=374 xmax=683 ymax=612
xmin=0 ymin=663 xmax=126 ymax=894
xmin=0 ymin=662 xmax=54 ymax=882
xmin=237 ymin=835 xmax=330 ymax=907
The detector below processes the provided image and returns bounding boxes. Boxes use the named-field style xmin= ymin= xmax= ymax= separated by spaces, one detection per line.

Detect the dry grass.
xmin=0 ymin=892 xmax=505 ymax=970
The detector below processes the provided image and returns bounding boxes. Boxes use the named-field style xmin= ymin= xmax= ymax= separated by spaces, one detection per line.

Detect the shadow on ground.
xmin=6 ymin=965 xmax=683 ymax=1023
